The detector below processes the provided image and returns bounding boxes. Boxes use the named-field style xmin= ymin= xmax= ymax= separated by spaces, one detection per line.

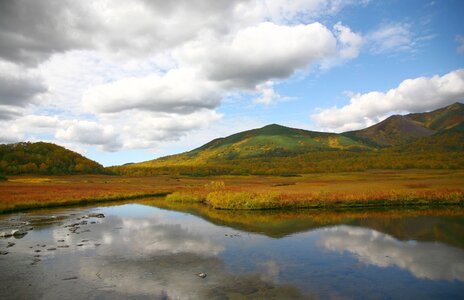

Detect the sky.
xmin=1 ymin=0 xmax=463 ymax=166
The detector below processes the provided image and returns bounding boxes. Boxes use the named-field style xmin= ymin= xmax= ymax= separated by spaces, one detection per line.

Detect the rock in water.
xmin=88 ymin=213 xmax=105 ymax=218
xmin=12 ymin=229 xmax=28 ymax=238
xmin=196 ymin=273 xmax=207 ymax=279
xmin=0 ymin=231 xmax=13 ymax=238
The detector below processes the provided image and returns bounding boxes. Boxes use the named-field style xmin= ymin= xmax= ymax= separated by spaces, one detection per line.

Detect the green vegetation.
xmin=166 ymin=191 xmax=204 ymax=203
xmin=167 ymin=180 xmax=464 ymax=210
xmin=112 ymin=103 xmax=464 ymax=176
xmin=0 ymin=142 xmax=108 ymax=175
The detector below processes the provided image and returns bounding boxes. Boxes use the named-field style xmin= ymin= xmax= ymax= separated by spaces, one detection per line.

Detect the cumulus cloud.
xmin=83 ymin=69 xmax=221 ymax=114
xmin=334 ymin=22 xmax=363 ymax=59
xmin=318 ymin=226 xmax=464 ymax=281
xmin=0 ymin=0 xmax=369 ymax=152
xmin=83 ymin=21 xmax=341 ymax=116
xmin=367 ymin=22 xmax=413 ymax=54
xmin=312 ymin=69 xmax=464 ymax=132
xmin=55 ymin=120 xmax=122 ymax=152
xmin=0 ymin=121 xmax=24 ymax=143
xmin=179 ymin=22 xmax=337 ymax=87
xmin=0 ymin=106 xmax=22 ymax=121
xmin=253 ymin=82 xmax=283 ymax=105
xmin=0 ymin=60 xmax=47 ymax=106
xmin=112 ymin=109 xmax=222 ymax=150
xmin=0 ymin=0 xmax=249 ymax=65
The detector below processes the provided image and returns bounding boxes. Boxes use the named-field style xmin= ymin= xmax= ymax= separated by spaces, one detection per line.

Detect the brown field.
xmin=1 ymin=169 xmax=464 ymax=213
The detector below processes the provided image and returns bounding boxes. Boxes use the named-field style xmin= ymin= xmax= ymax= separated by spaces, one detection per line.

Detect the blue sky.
xmin=0 ymin=0 xmax=463 ymax=166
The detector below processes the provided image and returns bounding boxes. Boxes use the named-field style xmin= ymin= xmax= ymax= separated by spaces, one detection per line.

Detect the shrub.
xmin=206 ymin=191 xmax=281 ymax=210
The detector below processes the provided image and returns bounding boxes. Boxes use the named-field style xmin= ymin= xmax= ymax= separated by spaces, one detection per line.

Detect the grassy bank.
xmin=167 ymin=187 xmax=464 ymax=210
xmin=0 ymin=192 xmax=169 ymax=214
xmin=1 ymin=170 xmax=464 ymax=213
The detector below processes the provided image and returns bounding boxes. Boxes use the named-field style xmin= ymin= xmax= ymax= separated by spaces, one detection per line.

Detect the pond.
xmin=1 ymin=200 xmax=464 ymax=299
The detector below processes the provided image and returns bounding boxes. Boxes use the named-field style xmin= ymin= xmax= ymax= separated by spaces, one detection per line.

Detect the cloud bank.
xmin=312 ymin=69 xmax=464 ymax=132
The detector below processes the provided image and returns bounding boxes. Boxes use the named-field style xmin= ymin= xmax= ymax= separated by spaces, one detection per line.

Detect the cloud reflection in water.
xmin=317 ymin=225 xmax=464 ymax=282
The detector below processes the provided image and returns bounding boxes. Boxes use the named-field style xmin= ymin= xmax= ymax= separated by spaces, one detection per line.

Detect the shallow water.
xmin=1 ymin=201 xmax=464 ymax=299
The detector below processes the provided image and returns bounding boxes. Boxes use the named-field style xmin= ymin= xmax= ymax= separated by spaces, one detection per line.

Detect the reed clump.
xmin=171 ymin=181 xmax=464 ymax=210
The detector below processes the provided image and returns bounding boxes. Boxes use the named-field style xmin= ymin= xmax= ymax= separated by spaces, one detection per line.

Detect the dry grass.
xmin=0 ymin=169 xmax=463 ymax=212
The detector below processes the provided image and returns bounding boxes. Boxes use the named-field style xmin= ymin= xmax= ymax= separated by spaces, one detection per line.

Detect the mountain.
xmin=343 ymin=102 xmax=464 ymax=146
xmin=407 ymin=102 xmax=464 ymax=131
xmin=342 ymin=115 xmax=435 ymax=146
xmin=0 ymin=142 xmax=107 ymax=175
xmin=133 ymin=124 xmax=372 ymax=169
xmin=114 ymin=102 xmax=464 ymax=176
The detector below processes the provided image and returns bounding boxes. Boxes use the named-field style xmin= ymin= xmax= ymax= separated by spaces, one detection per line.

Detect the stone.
xmin=88 ymin=213 xmax=105 ymax=218
xmin=196 ymin=273 xmax=207 ymax=279
xmin=62 ymin=276 xmax=78 ymax=281
xmin=12 ymin=229 xmax=28 ymax=238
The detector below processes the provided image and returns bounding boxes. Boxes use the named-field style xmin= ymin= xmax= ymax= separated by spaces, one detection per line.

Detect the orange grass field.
xmin=0 ymin=169 xmax=464 ymax=213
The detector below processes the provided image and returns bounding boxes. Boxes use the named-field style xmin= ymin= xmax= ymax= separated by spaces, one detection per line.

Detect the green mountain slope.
xmin=135 ymin=124 xmax=371 ymax=168
xmin=0 ymin=142 xmax=107 ymax=175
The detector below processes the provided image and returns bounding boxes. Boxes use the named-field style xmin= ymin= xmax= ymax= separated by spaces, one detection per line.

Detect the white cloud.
xmin=0 ymin=60 xmax=47 ymax=107
xmin=83 ymin=21 xmax=341 ymax=115
xmin=367 ymin=22 xmax=413 ymax=54
xmin=0 ymin=122 xmax=24 ymax=144
xmin=83 ymin=69 xmax=221 ymax=114
xmin=177 ymin=22 xmax=337 ymax=87
xmin=253 ymin=82 xmax=283 ymax=105
xmin=115 ymin=109 xmax=223 ymax=150
xmin=457 ymin=35 xmax=464 ymax=54
xmin=0 ymin=0 xmax=369 ymax=153
xmin=334 ymin=22 xmax=363 ymax=59
xmin=55 ymin=120 xmax=122 ymax=152
xmin=312 ymin=69 xmax=464 ymax=132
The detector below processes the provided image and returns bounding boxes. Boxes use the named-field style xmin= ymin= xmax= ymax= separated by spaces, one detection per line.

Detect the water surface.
xmin=1 ymin=201 xmax=464 ymax=299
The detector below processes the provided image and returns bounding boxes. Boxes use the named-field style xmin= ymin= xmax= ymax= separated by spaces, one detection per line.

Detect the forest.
xmin=0 ymin=142 xmax=107 ymax=175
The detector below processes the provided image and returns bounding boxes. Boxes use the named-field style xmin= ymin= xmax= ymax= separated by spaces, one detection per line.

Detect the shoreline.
xmin=0 ymin=192 xmax=169 ymax=215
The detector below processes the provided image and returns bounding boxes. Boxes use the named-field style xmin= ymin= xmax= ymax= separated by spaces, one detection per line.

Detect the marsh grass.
xmin=0 ymin=192 xmax=169 ymax=214
xmin=1 ymin=171 xmax=463 ymax=213
xmin=166 ymin=191 xmax=205 ymax=203
xmin=196 ymin=183 xmax=464 ymax=210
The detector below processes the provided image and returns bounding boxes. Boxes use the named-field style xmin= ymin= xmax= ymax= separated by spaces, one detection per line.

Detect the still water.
xmin=1 ymin=200 xmax=464 ymax=299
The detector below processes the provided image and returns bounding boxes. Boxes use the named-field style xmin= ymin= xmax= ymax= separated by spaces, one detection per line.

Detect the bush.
xmin=206 ymin=191 xmax=281 ymax=210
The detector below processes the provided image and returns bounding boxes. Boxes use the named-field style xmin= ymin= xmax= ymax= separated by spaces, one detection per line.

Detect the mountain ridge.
xmin=115 ymin=102 xmax=464 ymax=175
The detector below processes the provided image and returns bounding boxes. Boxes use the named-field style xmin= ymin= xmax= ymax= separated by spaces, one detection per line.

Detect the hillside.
xmin=343 ymin=102 xmax=464 ymax=146
xmin=113 ymin=102 xmax=464 ymax=176
xmin=407 ymin=102 xmax=464 ymax=130
xmin=0 ymin=142 xmax=107 ymax=175
xmin=135 ymin=124 xmax=372 ymax=168
xmin=342 ymin=115 xmax=435 ymax=146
